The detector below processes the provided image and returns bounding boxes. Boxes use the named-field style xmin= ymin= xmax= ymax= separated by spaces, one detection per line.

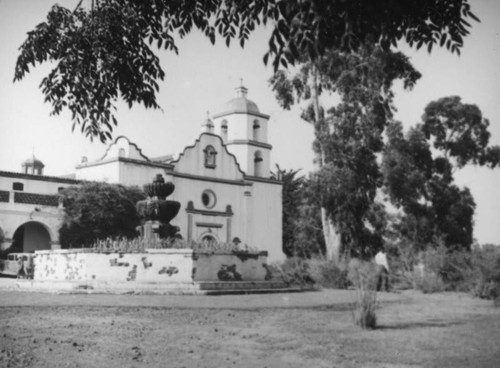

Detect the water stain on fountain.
xmin=136 ymin=174 xmax=181 ymax=242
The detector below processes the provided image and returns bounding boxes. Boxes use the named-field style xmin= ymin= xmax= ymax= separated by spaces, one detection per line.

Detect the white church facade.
xmin=0 ymin=86 xmax=285 ymax=262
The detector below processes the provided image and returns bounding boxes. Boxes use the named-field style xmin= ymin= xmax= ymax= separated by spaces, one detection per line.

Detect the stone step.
xmin=198 ymin=281 xmax=288 ymax=290
xmin=10 ymin=279 xmax=305 ymax=295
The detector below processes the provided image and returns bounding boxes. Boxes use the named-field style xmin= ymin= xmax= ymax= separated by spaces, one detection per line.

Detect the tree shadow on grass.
xmin=378 ymin=319 xmax=465 ymax=330
xmin=305 ymin=303 xmax=356 ymax=312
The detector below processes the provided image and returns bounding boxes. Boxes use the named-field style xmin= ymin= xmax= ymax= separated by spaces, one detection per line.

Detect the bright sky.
xmin=0 ymin=0 xmax=499 ymax=245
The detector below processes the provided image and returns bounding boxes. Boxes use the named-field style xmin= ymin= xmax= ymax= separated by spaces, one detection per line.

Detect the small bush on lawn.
xmin=270 ymin=257 xmax=351 ymax=289
xmin=494 ymin=297 xmax=500 ymax=308
xmin=274 ymin=257 xmax=351 ymax=289
xmin=384 ymin=240 xmax=420 ymax=290
xmin=470 ymin=244 xmax=500 ymax=300
xmin=422 ymin=245 xmax=475 ymax=292
xmin=278 ymin=257 xmax=316 ymax=287
xmin=307 ymin=258 xmax=350 ymax=289
xmin=348 ymin=259 xmax=378 ymax=329
xmin=412 ymin=269 xmax=447 ymax=293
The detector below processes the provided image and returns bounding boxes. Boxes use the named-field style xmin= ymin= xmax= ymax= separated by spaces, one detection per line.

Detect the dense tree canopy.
xmin=383 ymin=121 xmax=476 ymax=251
xmin=383 ymin=95 xmax=499 ymax=253
xmin=421 ymin=96 xmax=500 ymax=169
xmin=272 ymin=165 xmax=324 ymax=257
xmin=14 ymin=0 xmax=478 ymax=141
xmin=271 ymin=165 xmax=304 ymax=257
xmin=270 ymin=44 xmax=420 ymax=259
xmin=59 ymin=182 xmax=146 ymax=248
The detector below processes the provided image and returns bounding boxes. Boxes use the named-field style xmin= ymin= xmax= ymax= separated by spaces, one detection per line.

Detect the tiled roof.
xmin=0 ymin=170 xmax=81 ymax=184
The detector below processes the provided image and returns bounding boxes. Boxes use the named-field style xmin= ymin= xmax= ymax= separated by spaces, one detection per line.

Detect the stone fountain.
xmin=136 ymin=174 xmax=181 ymax=242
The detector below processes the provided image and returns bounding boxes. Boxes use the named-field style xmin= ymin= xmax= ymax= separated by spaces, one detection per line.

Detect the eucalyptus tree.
xmin=14 ymin=0 xmax=478 ymax=142
xmin=422 ymin=96 xmax=500 ymax=169
xmin=383 ymin=97 xmax=500 ymax=253
xmin=270 ymin=45 xmax=420 ymax=260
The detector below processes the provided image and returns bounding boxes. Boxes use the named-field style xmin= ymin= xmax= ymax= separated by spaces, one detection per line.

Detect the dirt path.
xmin=0 ymin=289 xmax=499 ymax=368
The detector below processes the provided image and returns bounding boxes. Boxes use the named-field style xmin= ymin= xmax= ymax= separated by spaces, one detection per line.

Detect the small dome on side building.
xmin=22 ymin=155 xmax=45 ymax=175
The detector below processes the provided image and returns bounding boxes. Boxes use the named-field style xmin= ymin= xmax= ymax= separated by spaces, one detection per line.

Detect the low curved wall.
xmin=33 ymin=249 xmax=270 ymax=284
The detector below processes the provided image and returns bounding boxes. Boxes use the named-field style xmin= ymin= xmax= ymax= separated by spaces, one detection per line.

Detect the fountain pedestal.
xmin=136 ymin=174 xmax=181 ymax=242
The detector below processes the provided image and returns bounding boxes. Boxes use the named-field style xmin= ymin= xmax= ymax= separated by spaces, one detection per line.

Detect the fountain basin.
xmin=33 ymin=248 xmax=270 ymax=284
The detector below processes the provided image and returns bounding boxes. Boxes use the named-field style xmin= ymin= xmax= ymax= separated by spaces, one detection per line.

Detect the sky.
xmin=0 ymin=0 xmax=499 ymax=245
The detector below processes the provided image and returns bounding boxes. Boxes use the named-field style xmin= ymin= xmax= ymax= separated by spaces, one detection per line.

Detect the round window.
xmin=201 ymin=190 xmax=216 ymax=209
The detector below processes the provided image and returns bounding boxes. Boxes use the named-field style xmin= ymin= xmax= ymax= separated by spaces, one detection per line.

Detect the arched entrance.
xmin=11 ymin=221 xmax=51 ymax=253
xmin=199 ymin=233 xmax=219 ymax=248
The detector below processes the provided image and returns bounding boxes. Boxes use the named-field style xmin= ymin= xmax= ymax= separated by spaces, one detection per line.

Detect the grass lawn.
xmin=0 ymin=289 xmax=499 ymax=368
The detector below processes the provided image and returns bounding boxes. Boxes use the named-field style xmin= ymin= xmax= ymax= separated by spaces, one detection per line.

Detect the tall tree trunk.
xmin=310 ymin=62 xmax=341 ymax=262
xmin=321 ymin=208 xmax=341 ymax=261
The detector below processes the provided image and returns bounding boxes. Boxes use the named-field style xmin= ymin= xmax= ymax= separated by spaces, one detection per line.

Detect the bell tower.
xmin=212 ymin=84 xmax=272 ymax=177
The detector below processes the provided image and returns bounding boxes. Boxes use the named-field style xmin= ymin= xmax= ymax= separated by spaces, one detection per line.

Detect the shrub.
xmin=409 ymin=244 xmax=500 ymax=299
xmin=90 ymin=237 xmax=260 ymax=253
xmin=469 ymin=244 xmax=500 ymax=300
xmin=270 ymin=257 xmax=351 ymax=289
xmin=412 ymin=269 xmax=446 ymax=293
xmin=494 ymin=297 xmax=500 ymax=308
xmin=384 ymin=240 xmax=420 ymax=290
xmin=307 ymin=258 xmax=350 ymax=289
xmin=59 ymin=183 xmax=146 ymax=248
xmin=348 ymin=259 xmax=378 ymax=329
xmin=278 ymin=257 xmax=316 ymax=287
xmin=430 ymin=246 xmax=476 ymax=291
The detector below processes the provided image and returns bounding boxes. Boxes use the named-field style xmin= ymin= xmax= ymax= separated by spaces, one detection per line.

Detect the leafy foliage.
xmin=470 ymin=244 xmax=500 ymax=300
xmin=271 ymin=165 xmax=304 ymax=256
xmin=348 ymin=259 xmax=379 ymax=329
xmin=411 ymin=244 xmax=500 ymax=300
xmin=90 ymin=237 xmax=259 ymax=253
xmin=277 ymin=257 xmax=316 ymax=287
xmin=271 ymin=165 xmax=324 ymax=257
xmin=15 ymin=0 xmax=478 ymax=141
xmin=383 ymin=122 xmax=458 ymax=250
xmin=14 ymin=0 xmax=272 ymax=142
xmin=265 ymin=0 xmax=478 ymax=68
xmin=422 ymin=96 xmax=500 ymax=168
xmin=59 ymin=182 xmax=146 ymax=248
xmin=292 ymin=179 xmax=326 ymax=257
xmin=307 ymin=258 xmax=349 ymax=289
xmin=383 ymin=95 xmax=498 ymax=252
xmin=271 ymin=44 xmax=421 ymax=259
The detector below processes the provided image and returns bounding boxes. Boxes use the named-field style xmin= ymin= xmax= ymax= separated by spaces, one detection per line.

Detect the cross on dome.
xmin=235 ymin=78 xmax=248 ymax=98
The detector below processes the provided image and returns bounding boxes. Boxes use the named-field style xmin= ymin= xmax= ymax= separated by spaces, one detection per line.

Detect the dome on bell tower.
xmin=221 ymin=83 xmax=260 ymax=115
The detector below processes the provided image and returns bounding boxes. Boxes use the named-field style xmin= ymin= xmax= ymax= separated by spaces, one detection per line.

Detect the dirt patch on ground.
xmin=0 ymin=290 xmax=499 ymax=368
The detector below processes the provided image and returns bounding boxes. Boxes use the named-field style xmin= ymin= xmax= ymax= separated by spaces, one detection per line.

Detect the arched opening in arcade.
xmin=10 ymin=221 xmax=51 ymax=254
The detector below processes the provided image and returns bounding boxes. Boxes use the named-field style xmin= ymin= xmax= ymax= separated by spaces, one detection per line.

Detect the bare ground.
xmin=0 ymin=289 xmax=499 ymax=368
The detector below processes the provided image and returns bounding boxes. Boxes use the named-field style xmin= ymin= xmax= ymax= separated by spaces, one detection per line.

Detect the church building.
xmin=0 ymin=86 xmax=285 ymax=262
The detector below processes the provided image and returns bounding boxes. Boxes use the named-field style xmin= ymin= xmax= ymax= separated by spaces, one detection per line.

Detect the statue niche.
xmin=137 ymin=174 xmax=181 ymax=241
